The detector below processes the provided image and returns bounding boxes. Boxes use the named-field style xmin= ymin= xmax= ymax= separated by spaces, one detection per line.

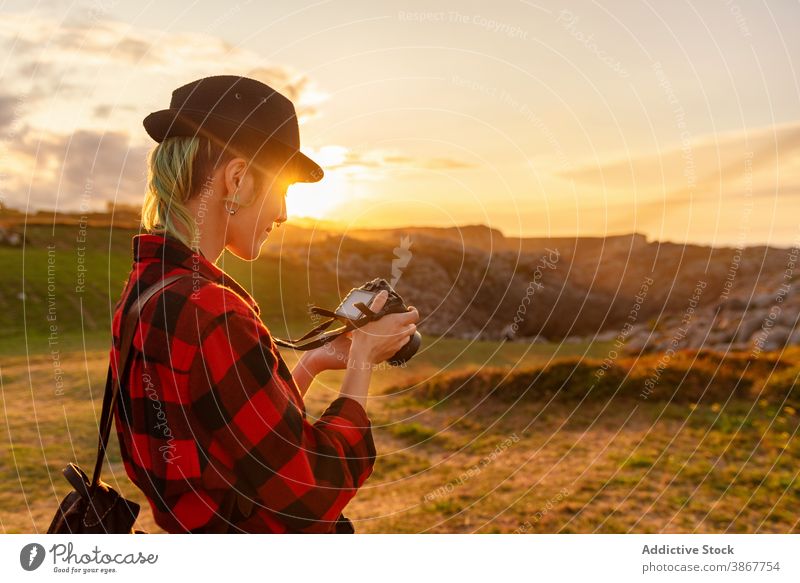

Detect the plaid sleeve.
xmin=188 ymin=284 xmax=376 ymax=533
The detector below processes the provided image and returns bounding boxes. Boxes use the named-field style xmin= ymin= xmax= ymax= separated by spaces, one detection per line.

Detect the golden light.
xmin=287 ymin=145 xmax=353 ymax=220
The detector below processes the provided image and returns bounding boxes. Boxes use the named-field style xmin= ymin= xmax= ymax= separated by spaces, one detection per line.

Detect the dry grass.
xmin=1 ymin=341 xmax=798 ymax=533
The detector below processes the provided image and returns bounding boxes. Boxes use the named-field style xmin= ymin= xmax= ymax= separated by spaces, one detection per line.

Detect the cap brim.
xmin=290 ymin=151 xmax=324 ymax=183
xmin=143 ymin=109 xmax=324 ymax=183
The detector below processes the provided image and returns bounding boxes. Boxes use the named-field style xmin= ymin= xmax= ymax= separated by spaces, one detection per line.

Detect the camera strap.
xmin=272 ymin=302 xmax=379 ymax=351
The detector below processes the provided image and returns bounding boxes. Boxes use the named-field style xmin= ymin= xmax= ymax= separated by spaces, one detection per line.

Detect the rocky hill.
xmin=4 ymin=208 xmax=796 ymax=355
xmin=268 ymin=224 xmax=800 ymax=354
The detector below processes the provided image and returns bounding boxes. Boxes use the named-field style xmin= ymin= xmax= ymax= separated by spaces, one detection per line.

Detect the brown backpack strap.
xmin=89 ymin=273 xmax=189 ymax=495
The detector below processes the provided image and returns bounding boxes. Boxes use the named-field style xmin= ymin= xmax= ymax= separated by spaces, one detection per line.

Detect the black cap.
xmin=143 ymin=75 xmax=323 ymax=183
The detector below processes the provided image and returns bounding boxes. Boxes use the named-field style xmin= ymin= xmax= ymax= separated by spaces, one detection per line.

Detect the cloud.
xmin=324 ymin=148 xmax=474 ymax=173
xmin=423 ymin=158 xmax=475 ymax=170
xmin=0 ymin=9 xmax=329 ymax=211
xmin=557 ymin=121 xmax=800 ymax=204
xmin=246 ymin=66 xmax=327 ymax=121
xmin=0 ymin=93 xmax=20 ymax=133
xmin=0 ymin=8 xmax=471 ymax=214
xmin=5 ymin=124 xmax=148 ymax=211
xmin=0 ymin=11 xmax=326 ymax=133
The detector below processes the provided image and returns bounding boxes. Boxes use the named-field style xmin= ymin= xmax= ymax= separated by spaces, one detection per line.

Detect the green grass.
xmin=0 ymin=225 xmax=351 ymax=356
xmin=1 ymin=226 xmax=799 ymax=533
xmin=389 ymin=422 xmax=439 ymax=444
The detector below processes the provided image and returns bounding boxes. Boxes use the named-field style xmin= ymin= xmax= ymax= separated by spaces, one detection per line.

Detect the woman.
xmin=110 ymin=75 xmax=419 ymax=533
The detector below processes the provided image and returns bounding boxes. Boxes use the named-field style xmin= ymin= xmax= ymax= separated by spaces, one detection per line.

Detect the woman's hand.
xmin=292 ymin=336 xmax=354 ymax=398
xmin=305 ymin=331 xmax=354 ymax=372
xmin=299 ymin=290 xmax=419 ymax=375
xmin=334 ymin=290 xmax=420 ymax=409
xmin=349 ymin=290 xmax=419 ymax=367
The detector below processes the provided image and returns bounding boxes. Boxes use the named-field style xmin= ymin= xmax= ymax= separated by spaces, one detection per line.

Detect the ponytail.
xmin=142 ymin=136 xmax=278 ymax=249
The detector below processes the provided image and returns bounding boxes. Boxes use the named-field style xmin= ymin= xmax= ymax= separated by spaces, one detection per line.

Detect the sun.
xmin=286 ymin=146 xmax=351 ymax=220
xmin=287 ymin=174 xmax=346 ymax=219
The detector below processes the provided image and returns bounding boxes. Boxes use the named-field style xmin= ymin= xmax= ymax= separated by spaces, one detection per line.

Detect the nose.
xmin=275 ymin=193 xmax=288 ymax=227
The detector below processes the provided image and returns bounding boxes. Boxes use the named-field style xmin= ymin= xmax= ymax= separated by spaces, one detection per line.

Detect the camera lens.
xmin=387 ymin=331 xmax=422 ymax=366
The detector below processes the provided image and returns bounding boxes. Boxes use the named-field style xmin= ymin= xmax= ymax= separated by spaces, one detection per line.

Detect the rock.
xmin=735 ymin=310 xmax=768 ymax=342
xmin=749 ymin=326 xmax=788 ymax=352
xmin=709 ymin=343 xmax=734 ymax=352
xmin=624 ymin=331 xmax=653 ymax=353
xmin=595 ymin=329 xmax=620 ymax=341
xmin=752 ymin=293 xmax=774 ymax=308
xmin=705 ymin=330 xmax=733 ymax=345
xmin=769 ymin=325 xmax=792 ymax=346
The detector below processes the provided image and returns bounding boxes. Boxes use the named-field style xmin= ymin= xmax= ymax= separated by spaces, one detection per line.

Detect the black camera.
xmin=273 ymin=277 xmax=421 ymax=367
xmin=334 ymin=278 xmax=421 ymax=366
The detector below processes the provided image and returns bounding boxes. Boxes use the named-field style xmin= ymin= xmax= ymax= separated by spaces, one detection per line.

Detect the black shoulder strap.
xmin=271 ymin=304 xmax=382 ymax=351
xmin=89 ymin=273 xmax=189 ymax=494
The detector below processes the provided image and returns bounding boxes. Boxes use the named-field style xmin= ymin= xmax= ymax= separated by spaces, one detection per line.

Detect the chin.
xmin=228 ymin=237 xmax=268 ymax=262
xmin=226 ymin=244 xmax=260 ymax=262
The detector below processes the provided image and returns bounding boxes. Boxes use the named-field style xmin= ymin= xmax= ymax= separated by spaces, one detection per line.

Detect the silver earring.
xmin=225 ymin=193 xmax=239 ymax=215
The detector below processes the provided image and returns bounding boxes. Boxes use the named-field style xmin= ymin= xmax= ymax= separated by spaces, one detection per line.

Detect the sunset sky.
xmin=1 ymin=0 xmax=798 ymax=246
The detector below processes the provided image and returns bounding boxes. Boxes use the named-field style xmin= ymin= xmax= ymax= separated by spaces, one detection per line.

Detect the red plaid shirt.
xmin=109 ymin=233 xmax=376 ymax=533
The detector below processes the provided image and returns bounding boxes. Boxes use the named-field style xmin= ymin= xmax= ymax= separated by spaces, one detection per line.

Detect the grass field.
xmin=1 ymin=224 xmax=797 ymax=533
xmin=2 ymin=332 xmax=798 ymax=533
xmin=0 ymin=224 xmax=343 ymax=356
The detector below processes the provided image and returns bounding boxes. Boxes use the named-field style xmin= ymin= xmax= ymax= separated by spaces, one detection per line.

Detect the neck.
xmin=182 ymin=203 xmax=228 ymax=263
xmin=195 ymin=230 xmax=226 ymax=263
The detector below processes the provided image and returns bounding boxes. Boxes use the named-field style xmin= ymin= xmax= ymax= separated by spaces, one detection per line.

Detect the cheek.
xmin=247 ymin=203 xmax=270 ymax=231
xmin=265 ymin=188 xmax=284 ymax=215
xmin=228 ymin=213 xmax=258 ymax=249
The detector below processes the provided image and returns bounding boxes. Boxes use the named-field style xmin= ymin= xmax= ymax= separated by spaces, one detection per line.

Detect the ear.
xmin=223 ymin=157 xmax=249 ymax=198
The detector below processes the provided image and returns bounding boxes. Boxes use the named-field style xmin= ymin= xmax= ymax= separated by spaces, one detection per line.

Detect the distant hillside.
xmin=267 ymin=223 xmax=799 ymax=354
xmin=2 ymin=211 xmax=798 ymax=355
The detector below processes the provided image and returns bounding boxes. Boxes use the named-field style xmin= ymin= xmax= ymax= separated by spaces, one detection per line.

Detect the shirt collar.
xmin=132 ymin=232 xmax=260 ymax=315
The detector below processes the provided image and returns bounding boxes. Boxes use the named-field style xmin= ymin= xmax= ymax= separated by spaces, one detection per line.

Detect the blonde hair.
xmin=142 ymin=136 xmax=276 ymax=249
